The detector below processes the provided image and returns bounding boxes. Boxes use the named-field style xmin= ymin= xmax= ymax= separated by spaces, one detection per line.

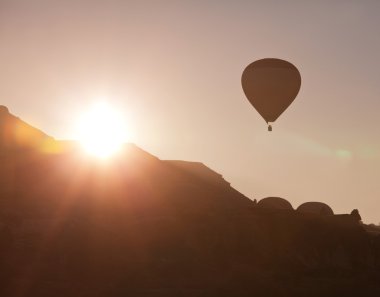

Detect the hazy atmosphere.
xmin=1 ymin=0 xmax=379 ymax=223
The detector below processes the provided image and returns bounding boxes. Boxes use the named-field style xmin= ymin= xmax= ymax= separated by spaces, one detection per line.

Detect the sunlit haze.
xmin=1 ymin=0 xmax=380 ymax=223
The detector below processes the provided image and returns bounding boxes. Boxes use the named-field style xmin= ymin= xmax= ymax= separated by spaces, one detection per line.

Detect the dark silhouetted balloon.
xmin=241 ymin=58 xmax=301 ymax=131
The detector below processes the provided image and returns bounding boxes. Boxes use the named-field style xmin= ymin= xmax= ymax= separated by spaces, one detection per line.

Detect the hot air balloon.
xmin=241 ymin=58 xmax=301 ymax=131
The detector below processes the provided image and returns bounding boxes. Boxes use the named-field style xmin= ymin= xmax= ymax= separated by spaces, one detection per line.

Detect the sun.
xmin=76 ymin=102 xmax=128 ymax=158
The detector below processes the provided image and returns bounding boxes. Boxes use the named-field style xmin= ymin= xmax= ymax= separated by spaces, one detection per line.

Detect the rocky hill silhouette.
xmin=0 ymin=106 xmax=379 ymax=297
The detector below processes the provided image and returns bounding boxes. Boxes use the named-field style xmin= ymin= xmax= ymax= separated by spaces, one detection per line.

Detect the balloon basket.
xmin=268 ymin=125 xmax=272 ymax=132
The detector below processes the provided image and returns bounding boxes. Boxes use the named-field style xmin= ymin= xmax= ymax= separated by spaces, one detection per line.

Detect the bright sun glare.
xmin=77 ymin=102 xmax=128 ymax=158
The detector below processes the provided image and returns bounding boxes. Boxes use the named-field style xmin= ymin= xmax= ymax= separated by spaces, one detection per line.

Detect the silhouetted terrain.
xmin=1 ymin=106 xmax=380 ymax=296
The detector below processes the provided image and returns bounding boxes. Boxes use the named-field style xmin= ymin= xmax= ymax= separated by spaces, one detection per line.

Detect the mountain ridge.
xmin=0 ymin=105 xmax=379 ymax=297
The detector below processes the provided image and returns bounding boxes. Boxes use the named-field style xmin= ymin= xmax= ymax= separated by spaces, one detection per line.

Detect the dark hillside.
xmin=0 ymin=107 xmax=379 ymax=296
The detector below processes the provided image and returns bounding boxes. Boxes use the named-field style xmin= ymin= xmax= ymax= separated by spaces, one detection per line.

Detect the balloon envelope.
xmin=242 ymin=58 xmax=301 ymax=123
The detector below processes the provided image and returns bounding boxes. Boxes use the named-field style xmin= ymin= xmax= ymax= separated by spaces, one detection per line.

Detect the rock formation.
xmin=297 ymin=201 xmax=334 ymax=216
xmin=257 ymin=196 xmax=293 ymax=210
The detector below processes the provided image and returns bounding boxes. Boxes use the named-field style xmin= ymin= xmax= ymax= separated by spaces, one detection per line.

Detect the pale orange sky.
xmin=1 ymin=0 xmax=379 ymax=223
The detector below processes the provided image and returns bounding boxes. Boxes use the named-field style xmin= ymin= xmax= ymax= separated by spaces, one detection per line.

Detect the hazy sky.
xmin=1 ymin=0 xmax=380 ymax=222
